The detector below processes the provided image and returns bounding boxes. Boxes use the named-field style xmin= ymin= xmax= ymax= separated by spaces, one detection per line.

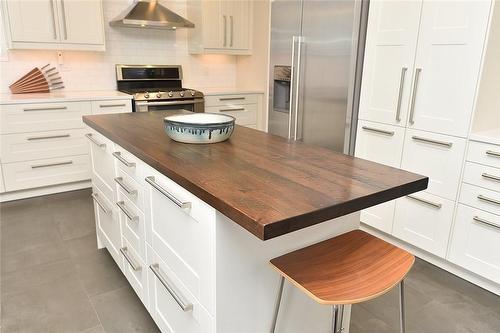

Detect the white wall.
xmin=0 ymin=0 xmax=237 ymax=93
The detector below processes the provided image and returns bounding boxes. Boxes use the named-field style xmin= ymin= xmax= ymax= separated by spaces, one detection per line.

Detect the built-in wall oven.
xmin=116 ymin=65 xmax=204 ymax=113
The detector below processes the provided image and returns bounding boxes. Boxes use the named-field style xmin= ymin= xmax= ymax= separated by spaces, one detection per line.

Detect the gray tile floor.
xmin=1 ymin=189 xmax=499 ymax=333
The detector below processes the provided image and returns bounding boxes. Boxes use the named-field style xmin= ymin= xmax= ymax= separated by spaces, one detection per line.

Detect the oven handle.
xmin=135 ymin=99 xmax=204 ymax=107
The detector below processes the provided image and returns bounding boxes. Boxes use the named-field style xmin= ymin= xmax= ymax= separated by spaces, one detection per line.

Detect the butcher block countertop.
xmin=83 ymin=111 xmax=428 ymax=240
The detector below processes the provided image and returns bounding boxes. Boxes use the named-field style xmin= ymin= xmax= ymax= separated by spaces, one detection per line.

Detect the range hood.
xmin=109 ymin=0 xmax=194 ymax=30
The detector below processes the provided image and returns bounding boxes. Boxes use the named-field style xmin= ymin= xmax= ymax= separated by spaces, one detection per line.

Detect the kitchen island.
xmin=83 ymin=111 xmax=427 ymax=333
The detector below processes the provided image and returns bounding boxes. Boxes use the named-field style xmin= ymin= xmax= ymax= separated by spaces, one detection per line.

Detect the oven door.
xmin=134 ymin=99 xmax=204 ymax=113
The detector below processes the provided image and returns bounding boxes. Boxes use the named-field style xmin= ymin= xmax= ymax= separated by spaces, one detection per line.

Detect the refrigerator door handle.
xmin=293 ymin=36 xmax=304 ymax=141
xmin=288 ymin=36 xmax=298 ymax=139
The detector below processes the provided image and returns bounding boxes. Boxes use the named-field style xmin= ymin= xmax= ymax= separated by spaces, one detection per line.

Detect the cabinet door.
xmin=58 ymin=0 xmax=104 ymax=45
xmin=408 ymin=1 xmax=491 ymax=137
xmin=355 ymin=121 xmax=406 ymax=233
xmin=201 ymin=0 xmax=223 ymax=49
xmin=5 ymin=0 xmax=60 ymax=43
xmin=358 ymin=0 xmax=422 ymax=126
xmin=224 ymin=0 xmax=251 ymax=50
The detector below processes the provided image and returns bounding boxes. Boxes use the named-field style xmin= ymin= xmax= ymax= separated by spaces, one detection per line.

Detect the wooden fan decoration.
xmin=9 ymin=64 xmax=64 ymax=94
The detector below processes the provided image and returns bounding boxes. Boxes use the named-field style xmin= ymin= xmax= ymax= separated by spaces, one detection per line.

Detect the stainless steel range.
xmin=116 ymin=65 xmax=204 ymax=113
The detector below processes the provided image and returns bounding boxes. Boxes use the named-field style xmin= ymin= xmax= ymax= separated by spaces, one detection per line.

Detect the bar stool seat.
xmin=269 ymin=230 xmax=414 ymax=332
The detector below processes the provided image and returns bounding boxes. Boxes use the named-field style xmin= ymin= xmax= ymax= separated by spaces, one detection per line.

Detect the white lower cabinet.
xmin=460 ymin=183 xmax=500 ymax=216
xmin=121 ymin=237 xmax=148 ymax=307
xmin=204 ymin=93 xmax=262 ymax=129
xmin=449 ymin=204 xmax=500 ymax=283
xmin=92 ymin=100 xmax=132 ymax=114
xmin=393 ymin=192 xmax=455 ymax=258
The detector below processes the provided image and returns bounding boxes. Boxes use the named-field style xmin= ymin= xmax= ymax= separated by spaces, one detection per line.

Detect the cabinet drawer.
xmin=118 ymin=191 xmax=146 ymax=262
xmin=1 ymin=102 xmax=90 ymax=134
xmin=204 ymin=93 xmax=259 ymax=107
xmin=144 ymin=167 xmax=215 ymax=313
xmin=355 ymin=120 xmax=405 ymax=167
xmin=393 ymin=192 xmax=455 ymax=257
xmin=2 ymin=154 xmax=90 ymax=192
xmin=115 ymin=168 xmax=145 ymax=212
xmin=1 ymin=128 xmax=89 ymax=163
xmin=462 ymin=162 xmax=500 ymax=193
xmin=467 ymin=141 xmax=500 ymax=169
xmin=449 ymin=204 xmax=500 ymax=283
xmin=205 ymin=104 xmax=257 ymax=126
xmin=87 ymin=129 xmax=116 ymax=196
xmin=91 ymin=100 xmax=132 ymax=114
xmin=401 ymin=129 xmax=466 ymax=200
xmin=147 ymin=246 xmax=214 ymax=333
xmin=361 ymin=201 xmax=396 ymax=234
xmin=460 ymin=183 xmax=500 ymax=216
xmin=113 ymin=145 xmax=144 ymax=185
xmin=121 ymin=238 xmax=148 ymax=307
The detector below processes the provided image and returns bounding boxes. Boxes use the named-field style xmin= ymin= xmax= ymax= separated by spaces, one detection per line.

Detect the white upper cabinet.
xmin=188 ymin=0 xmax=252 ymax=55
xmin=3 ymin=0 xmax=105 ymax=51
xmin=358 ymin=1 xmax=422 ymax=126
xmin=408 ymin=1 xmax=491 ymax=137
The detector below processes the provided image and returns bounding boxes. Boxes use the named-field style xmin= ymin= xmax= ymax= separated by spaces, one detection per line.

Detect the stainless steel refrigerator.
xmin=268 ymin=0 xmax=368 ymax=154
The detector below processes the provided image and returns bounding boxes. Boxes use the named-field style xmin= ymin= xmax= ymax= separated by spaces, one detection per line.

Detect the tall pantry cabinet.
xmin=356 ymin=1 xmax=492 ymax=257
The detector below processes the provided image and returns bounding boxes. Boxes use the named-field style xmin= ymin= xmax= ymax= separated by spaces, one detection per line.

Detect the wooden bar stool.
xmin=269 ymin=230 xmax=414 ymax=333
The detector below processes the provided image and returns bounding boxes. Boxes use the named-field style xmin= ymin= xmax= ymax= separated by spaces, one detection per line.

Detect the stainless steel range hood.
xmin=109 ymin=0 xmax=194 ymax=30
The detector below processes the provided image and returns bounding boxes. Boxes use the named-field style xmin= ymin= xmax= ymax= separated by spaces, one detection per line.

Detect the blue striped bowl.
xmin=164 ymin=113 xmax=235 ymax=144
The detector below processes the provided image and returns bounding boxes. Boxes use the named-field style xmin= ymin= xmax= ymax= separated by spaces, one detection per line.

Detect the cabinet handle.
xmin=50 ymin=0 xmax=57 ymax=39
xmin=411 ymin=135 xmax=452 ymax=148
xmin=395 ymin=67 xmax=407 ymax=122
xmin=99 ymin=103 xmax=126 ymax=108
xmin=149 ymin=264 xmax=193 ymax=312
xmin=60 ymin=0 xmax=68 ymax=40
xmin=486 ymin=150 xmax=500 ymax=158
xmin=408 ymin=68 xmax=422 ymax=125
xmin=477 ymin=194 xmax=500 ymax=206
xmin=407 ymin=194 xmax=442 ymax=209
xmin=27 ymin=134 xmax=70 ymax=141
xmin=361 ymin=126 xmax=394 ymax=136
xmin=114 ymin=177 xmax=137 ymax=195
xmin=112 ymin=152 xmax=136 ymax=167
xmin=31 ymin=160 xmax=72 ymax=169
xmin=473 ymin=216 xmax=500 ymax=230
xmin=91 ymin=192 xmax=110 ymax=214
xmin=145 ymin=176 xmax=191 ymax=209
xmin=219 ymin=97 xmax=246 ymax=101
xmin=23 ymin=106 xmax=67 ymax=112
xmin=223 ymin=15 xmax=227 ymax=47
xmin=120 ymin=247 xmax=141 ymax=271
xmin=481 ymin=172 xmax=500 ymax=183
xmin=230 ymin=15 xmax=234 ymax=47
xmin=85 ymin=133 xmax=106 ymax=148
xmin=116 ymin=201 xmax=138 ymax=222
xmin=220 ymin=107 xmax=245 ymax=112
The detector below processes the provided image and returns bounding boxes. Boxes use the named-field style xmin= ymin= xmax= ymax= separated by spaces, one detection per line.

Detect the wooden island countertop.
xmin=83 ymin=111 xmax=428 ymax=240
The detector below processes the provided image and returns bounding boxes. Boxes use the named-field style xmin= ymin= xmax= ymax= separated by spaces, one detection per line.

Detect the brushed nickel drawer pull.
xmin=91 ymin=192 xmax=110 ymax=214
xmin=120 ymin=247 xmax=141 ymax=271
xmin=145 ymin=176 xmax=191 ymax=209
xmin=486 ymin=150 xmax=500 ymax=158
xmin=477 ymin=194 xmax=500 ymax=206
xmin=99 ymin=103 xmax=126 ymax=108
xmin=219 ymin=97 xmax=246 ymax=101
xmin=85 ymin=133 xmax=106 ymax=148
xmin=408 ymin=68 xmax=422 ymax=125
xmin=27 ymin=134 xmax=70 ymax=141
xmin=407 ymin=195 xmax=442 ymax=209
xmin=396 ymin=67 xmax=407 ymax=122
xmin=411 ymin=135 xmax=453 ymax=148
xmin=150 ymin=264 xmax=193 ymax=311
xmin=112 ymin=152 xmax=136 ymax=167
xmin=23 ymin=106 xmax=67 ymax=112
xmin=482 ymin=172 xmax=500 ymax=183
xmin=473 ymin=216 xmax=500 ymax=230
xmin=219 ymin=108 xmax=245 ymax=112
xmin=31 ymin=160 xmax=72 ymax=169
xmin=114 ymin=177 xmax=137 ymax=195
xmin=116 ymin=201 xmax=138 ymax=222
xmin=361 ymin=126 xmax=395 ymax=136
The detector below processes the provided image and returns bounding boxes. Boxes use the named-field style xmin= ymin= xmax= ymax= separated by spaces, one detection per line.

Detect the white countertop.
xmin=0 ymin=90 xmax=132 ymax=104
xmin=470 ymin=128 xmax=500 ymax=146
xmin=194 ymin=87 xmax=265 ymax=96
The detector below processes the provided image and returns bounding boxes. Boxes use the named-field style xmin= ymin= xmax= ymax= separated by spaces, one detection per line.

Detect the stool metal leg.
xmin=331 ymin=304 xmax=344 ymax=333
xmin=399 ymin=279 xmax=406 ymax=333
xmin=271 ymin=276 xmax=285 ymax=333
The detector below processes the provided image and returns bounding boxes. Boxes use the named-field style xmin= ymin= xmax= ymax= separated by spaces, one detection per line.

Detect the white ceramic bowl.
xmin=164 ymin=113 xmax=235 ymax=144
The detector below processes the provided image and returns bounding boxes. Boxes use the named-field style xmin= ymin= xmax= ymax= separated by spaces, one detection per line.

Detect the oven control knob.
xmin=190 ymin=90 xmax=196 ymax=96
xmin=168 ymin=91 xmax=174 ymax=97
xmin=156 ymin=92 xmax=162 ymax=98
xmin=144 ymin=92 xmax=150 ymax=99
xmin=179 ymin=91 xmax=185 ymax=97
